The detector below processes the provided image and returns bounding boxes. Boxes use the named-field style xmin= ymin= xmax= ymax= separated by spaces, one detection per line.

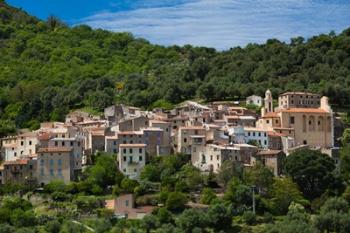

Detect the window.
xmin=123 ymin=149 xmax=127 ymax=153
xmin=129 ymin=156 xmax=133 ymax=163
xmin=264 ymin=133 xmax=267 ymax=137
xmin=134 ymin=168 xmax=137 ymax=172
xmin=41 ymin=168 xmax=44 ymax=176
xmin=40 ymin=159 xmax=44 ymax=166
xmin=50 ymin=159 xmax=54 ymax=166
xmin=54 ymin=141 xmax=58 ymax=146
xmin=217 ymin=155 xmax=219 ymax=160
xmin=58 ymin=159 xmax=62 ymax=166
xmin=184 ymin=138 xmax=187 ymax=143
xmin=58 ymin=169 xmax=62 ymax=175
xmin=123 ymin=156 xmax=127 ymax=162
xmin=21 ymin=141 xmax=24 ymax=146
xmin=258 ymin=132 xmax=261 ymax=137
xmin=194 ymin=130 xmax=198 ymax=135
xmin=303 ymin=140 xmax=307 ymax=145
xmin=210 ymin=155 xmax=213 ymax=161
xmin=248 ymin=132 xmax=251 ymax=136
xmin=139 ymin=148 xmax=142 ymax=153
xmin=125 ymin=200 xmax=129 ymax=207
xmin=70 ymin=141 xmax=74 ymax=146
xmin=266 ymin=120 xmax=270 ymax=124
xmin=253 ymin=132 xmax=255 ymax=137
xmin=123 ymin=168 xmax=126 ymax=172
xmin=264 ymin=140 xmax=267 ymax=145
xmin=50 ymin=169 xmax=54 ymax=176
xmin=14 ymin=152 xmax=17 ymax=157
xmin=139 ymin=156 xmax=143 ymax=161
xmin=129 ymin=148 xmax=133 ymax=153
xmin=62 ymin=141 xmax=65 ymax=146
xmin=290 ymin=116 xmax=295 ymax=124
xmin=29 ymin=141 xmax=32 ymax=145
xmin=113 ymin=149 xmax=117 ymax=153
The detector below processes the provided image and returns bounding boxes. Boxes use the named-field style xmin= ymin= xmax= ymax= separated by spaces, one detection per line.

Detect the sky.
xmin=6 ymin=0 xmax=350 ymax=50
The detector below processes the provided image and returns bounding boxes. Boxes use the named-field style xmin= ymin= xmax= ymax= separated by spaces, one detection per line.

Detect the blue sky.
xmin=7 ymin=0 xmax=350 ymax=50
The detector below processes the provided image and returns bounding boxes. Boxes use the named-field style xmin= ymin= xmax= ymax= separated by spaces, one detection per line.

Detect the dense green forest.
xmin=1 ymin=1 xmax=350 ymax=134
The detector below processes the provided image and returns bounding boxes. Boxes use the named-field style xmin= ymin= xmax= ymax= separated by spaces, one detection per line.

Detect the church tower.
xmin=262 ymin=89 xmax=273 ymax=116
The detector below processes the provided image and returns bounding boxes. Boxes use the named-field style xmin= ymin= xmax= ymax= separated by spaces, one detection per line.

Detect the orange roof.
xmin=118 ymin=131 xmax=143 ymax=135
xmin=38 ymin=132 xmax=52 ymax=140
xmin=268 ymin=131 xmax=286 ymax=137
xmin=262 ymin=112 xmax=279 ymax=118
xmin=119 ymin=144 xmax=147 ymax=148
xmin=150 ymin=120 xmax=170 ymax=124
xmin=280 ymin=108 xmax=328 ymax=113
xmin=38 ymin=147 xmax=72 ymax=153
xmin=179 ymin=126 xmax=205 ymax=130
xmin=257 ymin=150 xmax=284 ymax=156
xmin=3 ymin=159 xmax=29 ymax=165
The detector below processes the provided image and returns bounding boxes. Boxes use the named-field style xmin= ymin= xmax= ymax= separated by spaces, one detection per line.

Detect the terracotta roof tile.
xmin=280 ymin=108 xmax=328 ymax=113
xmin=38 ymin=147 xmax=72 ymax=153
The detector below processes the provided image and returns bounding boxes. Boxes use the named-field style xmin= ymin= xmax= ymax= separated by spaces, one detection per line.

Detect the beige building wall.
xmin=118 ymin=144 xmax=146 ymax=180
xmin=177 ymin=126 xmax=206 ymax=154
xmin=37 ymin=148 xmax=73 ymax=185
xmin=279 ymin=110 xmax=332 ymax=148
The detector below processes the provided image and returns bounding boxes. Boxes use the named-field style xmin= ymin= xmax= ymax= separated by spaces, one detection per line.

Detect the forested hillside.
xmin=1 ymin=1 xmax=350 ymax=134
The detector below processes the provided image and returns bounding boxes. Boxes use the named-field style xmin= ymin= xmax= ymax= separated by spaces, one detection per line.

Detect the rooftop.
xmin=38 ymin=147 xmax=73 ymax=153
xmin=280 ymin=108 xmax=328 ymax=113
xmin=3 ymin=159 xmax=29 ymax=165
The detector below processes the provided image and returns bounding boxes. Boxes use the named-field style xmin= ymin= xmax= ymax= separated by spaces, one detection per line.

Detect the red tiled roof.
xmin=262 ymin=112 xmax=279 ymax=118
xmin=257 ymin=150 xmax=284 ymax=156
xmin=280 ymin=108 xmax=328 ymax=113
xmin=38 ymin=147 xmax=72 ymax=153
xmin=3 ymin=159 xmax=29 ymax=165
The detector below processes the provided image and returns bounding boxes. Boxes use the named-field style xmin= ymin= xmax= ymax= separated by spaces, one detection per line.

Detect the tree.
xmin=266 ymin=203 xmax=316 ymax=233
xmin=284 ymin=149 xmax=336 ymax=199
xmin=340 ymin=144 xmax=350 ymax=181
xmin=314 ymin=197 xmax=350 ymax=233
xmin=166 ymin=192 xmax=187 ymax=212
xmin=206 ymin=204 xmax=232 ymax=231
xmin=216 ymin=160 xmax=243 ymax=187
xmin=175 ymin=209 xmax=207 ymax=233
xmin=224 ymin=177 xmax=252 ymax=208
xmin=243 ymin=162 xmax=274 ymax=193
xmin=270 ymin=177 xmax=308 ymax=215
xmin=200 ymin=187 xmax=217 ymax=205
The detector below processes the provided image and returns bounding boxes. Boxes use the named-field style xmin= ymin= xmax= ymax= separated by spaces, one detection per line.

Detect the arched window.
xmin=318 ymin=116 xmax=324 ymax=131
xmin=302 ymin=115 xmax=307 ymax=132
xmin=309 ymin=116 xmax=315 ymax=131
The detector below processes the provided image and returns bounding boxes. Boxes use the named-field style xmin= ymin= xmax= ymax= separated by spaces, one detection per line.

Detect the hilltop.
xmin=1 ymin=0 xmax=350 ymax=134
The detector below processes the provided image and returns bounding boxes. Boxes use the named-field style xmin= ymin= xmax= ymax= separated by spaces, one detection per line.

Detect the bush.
xmin=242 ymin=211 xmax=256 ymax=225
xmin=166 ymin=192 xmax=187 ymax=212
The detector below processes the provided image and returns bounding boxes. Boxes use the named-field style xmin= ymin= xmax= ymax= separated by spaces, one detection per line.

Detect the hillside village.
xmin=0 ymin=90 xmax=344 ymax=219
xmin=1 ymin=90 xmax=342 ymax=185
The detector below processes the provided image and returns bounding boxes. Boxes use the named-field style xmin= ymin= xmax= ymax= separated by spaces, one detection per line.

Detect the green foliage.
xmin=242 ymin=211 xmax=256 ymax=225
xmin=224 ymin=177 xmax=252 ymax=208
xmin=340 ymin=144 xmax=350 ymax=181
xmin=243 ymin=162 xmax=274 ymax=192
xmin=120 ymin=177 xmax=140 ymax=193
xmin=284 ymin=149 xmax=336 ymax=199
xmin=200 ymin=187 xmax=217 ymax=205
xmin=165 ymin=192 xmax=187 ymax=212
xmin=216 ymin=160 xmax=243 ymax=187
xmin=269 ymin=177 xmax=308 ymax=215
xmin=1 ymin=2 xmax=350 ymax=134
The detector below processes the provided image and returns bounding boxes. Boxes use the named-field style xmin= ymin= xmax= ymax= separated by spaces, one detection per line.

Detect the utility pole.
xmin=252 ymin=185 xmax=256 ymax=215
